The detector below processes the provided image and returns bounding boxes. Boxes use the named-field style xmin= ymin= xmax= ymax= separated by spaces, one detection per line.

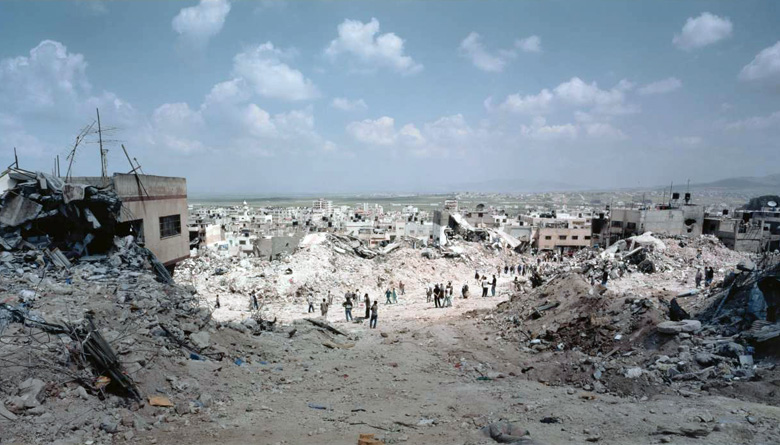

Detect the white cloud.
xmin=0 ymin=40 xmax=90 ymax=111
xmin=495 ymin=89 xmax=554 ymax=114
xmin=0 ymin=40 xmax=137 ymax=159
xmin=726 ymin=111 xmax=780 ymax=131
xmin=739 ymin=41 xmax=780 ymax=85
xmin=516 ymin=35 xmax=542 ymax=53
xmin=638 ymin=77 xmax=682 ymax=95
xmin=520 ymin=117 xmax=577 ymax=141
xmin=585 ymin=123 xmax=626 ymax=140
xmin=673 ymin=12 xmax=732 ymax=51
xmin=459 ymin=32 xmax=511 ymax=72
xmin=232 ymin=42 xmax=318 ymax=101
xmin=149 ymin=102 xmax=207 ymax=154
xmin=325 ymin=18 xmax=422 ymax=75
xmin=496 ymin=77 xmax=635 ymax=116
xmin=346 ymin=114 xmax=475 ymax=156
xmin=172 ymin=0 xmax=231 ymax=47
xmin=205 ymin=78 xmax=251 ymax=106
xmin=346 ymin=116 xmax=397 ymax=145
xmin=331 ymin=97 xmax=368 ymax=111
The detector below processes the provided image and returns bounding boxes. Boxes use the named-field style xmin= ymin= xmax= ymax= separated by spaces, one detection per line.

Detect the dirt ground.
xmin=131 ymin=282 xmax=779 ymax=445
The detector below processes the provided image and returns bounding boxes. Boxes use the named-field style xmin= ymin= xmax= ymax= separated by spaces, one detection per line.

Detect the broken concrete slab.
xmin=0 ymin=194 xmax=43 ymax=227
xmin=657 ymin=320 xmax=701 ymax=334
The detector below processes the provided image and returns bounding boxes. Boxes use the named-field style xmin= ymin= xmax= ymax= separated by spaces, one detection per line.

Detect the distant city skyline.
xmin=1 ymin=0 xmax=779 ymax=194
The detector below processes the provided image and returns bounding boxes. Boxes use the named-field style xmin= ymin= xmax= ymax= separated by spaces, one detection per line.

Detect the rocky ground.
xmin=2 ymin=232 xmax=780 ymax=444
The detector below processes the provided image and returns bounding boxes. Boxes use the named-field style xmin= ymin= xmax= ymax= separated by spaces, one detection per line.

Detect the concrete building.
xmin=68 ymin=174 xmax=189 ymax=269
xmin=535 ymin=224 xmax=592 ymax=252
xmin=704 ymin=207 xmax=780 ymax=253
xmin=608 ymin=204 xmax=704 ymax=245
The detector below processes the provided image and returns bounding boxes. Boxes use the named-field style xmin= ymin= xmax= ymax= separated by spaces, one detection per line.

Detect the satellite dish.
xmin=769 ymin=201 xmax=778 ymax=207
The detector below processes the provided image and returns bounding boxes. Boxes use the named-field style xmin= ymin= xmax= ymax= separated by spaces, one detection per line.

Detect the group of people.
xmin=476 ymin=272 xmax=498 ymax=297
xmin=427 ymin=282 xmax=454 ymax=308
xmin=336 ymin=288 xmax=380 ymax=328
xmin=695 ymin=266 xmax=716 ymax=288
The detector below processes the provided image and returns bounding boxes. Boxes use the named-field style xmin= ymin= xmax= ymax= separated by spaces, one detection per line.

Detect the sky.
xmin=0 ymin=0 xmax=779 ymax=195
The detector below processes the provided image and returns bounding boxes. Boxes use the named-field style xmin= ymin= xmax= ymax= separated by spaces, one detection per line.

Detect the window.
xmin=572 ymin=236 xmax=579 ymax=240
xmin=611 ymin=221 xmax=623 ymax=227
xmin=559 ymin=235 xmax=567 ymax=240
xmin=545 ymin=236 xmax=552 ymax=240
xmin=626 ymin=222 xmax=637 ymax=230
xmin=159 ymin=214 xmax=182 ymax=238
xmin=584 ymin=236 xmax=591 ymax=240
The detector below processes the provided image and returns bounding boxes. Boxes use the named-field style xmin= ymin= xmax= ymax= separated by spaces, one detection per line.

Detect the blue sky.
xmin=0 ymin=0 xmax=778 ymax=194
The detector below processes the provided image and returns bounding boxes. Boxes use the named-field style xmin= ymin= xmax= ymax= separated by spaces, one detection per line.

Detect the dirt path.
xmin=141 ymin=286 xmax=780 ymax=445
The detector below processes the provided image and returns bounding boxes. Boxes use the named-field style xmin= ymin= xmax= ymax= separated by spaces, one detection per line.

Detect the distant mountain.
xmin=687 ymin=173 xmax=780 ymax=191
xmin=448 ymin=178 xmax=582 ymax=193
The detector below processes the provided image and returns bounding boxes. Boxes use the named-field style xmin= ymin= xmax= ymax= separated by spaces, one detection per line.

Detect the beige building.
xmin=68 ymin=174 xmax=189 ymax=269
xmin=536 ymin=226 xmax=592 ymax=251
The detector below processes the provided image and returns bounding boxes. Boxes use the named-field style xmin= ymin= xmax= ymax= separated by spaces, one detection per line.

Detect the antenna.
xmin=65 ymin=121 xmax=95 ymax=180
xmin=96 ymin=108 xmax=107 ymax=179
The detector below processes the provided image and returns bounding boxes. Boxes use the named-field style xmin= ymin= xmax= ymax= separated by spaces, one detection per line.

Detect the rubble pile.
xmin=178 ymin=232 xmax=513 ymax=323
xmin=0 ymin=172 xmax=284 ymax=443
xmin=0 ymin=168 xmax=122 ymax=257
xmin=488 ymin=234 xmax=780 ymax=405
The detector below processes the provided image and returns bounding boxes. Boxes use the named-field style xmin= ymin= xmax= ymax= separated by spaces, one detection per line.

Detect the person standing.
xmin=385 ymin=288 xmax=393 ymax=304
xmin=474 ymin=270 xmax=480 ymax=283
xmin=343 ymin=296 xmax=353 ymax=321
xmin=399 ymin=281 xmax=405 ymax=295
xmin=601 ymin=268 xmax=609 ymax=287
xmin=426 ymin=287 xmax=433 ymax=303
xmin=695 ymin=268 xmax=703 ymax=288
xmin=215 ymin=294 xmax=221 ymax=309
xmin=705 ymin=266 xmax=714 ymax=286
xmin=392 ymin=287 xmax=398 ymax=304
xmin=307 ymin=293 xmax=315 ymax=313
xmin=251 ymin=292 xmax=259 ymax=310
xmin=320 ymin=298 xmax=329 ymax=317
xmin=369 ymin=301 xmax=378 ymax=329
xmin=491 ymin=274 xmax=497 ymax=297
xmin=433 ymin=284 xmax=441 ymax=308
xmin=443 ymin=284 xmax=452 ymax=307
xmin=504 ymin=264 xmax=509 ymax=275
xmin=461 ymin=283 xmax=469 ymax=299
xmin=481 ymin=276 xmax=489 ymax=298
xmin=364 ymin=293 xmax=371 ymax=319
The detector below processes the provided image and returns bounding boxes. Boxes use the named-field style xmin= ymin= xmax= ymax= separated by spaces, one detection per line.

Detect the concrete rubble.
xmin=2 ymin=174 xmax=780 ymax=443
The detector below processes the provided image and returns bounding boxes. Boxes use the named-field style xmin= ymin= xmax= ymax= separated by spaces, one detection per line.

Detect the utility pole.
xmin=97 ymin=108 xmax=107 ymax=179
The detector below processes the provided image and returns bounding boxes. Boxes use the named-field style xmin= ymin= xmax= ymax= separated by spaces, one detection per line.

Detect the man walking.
xmin=343 ymin=296 xmax=353 ymax=321
xmin=364 ymin=293 xmax=371 ymax=319
xmin=320 ymin=298 xmax=329 ymax=317
xmin=307 ymin=293 xmax=315 ymax=313
xmin=369 ymin=301 xmax=378 ymax=329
